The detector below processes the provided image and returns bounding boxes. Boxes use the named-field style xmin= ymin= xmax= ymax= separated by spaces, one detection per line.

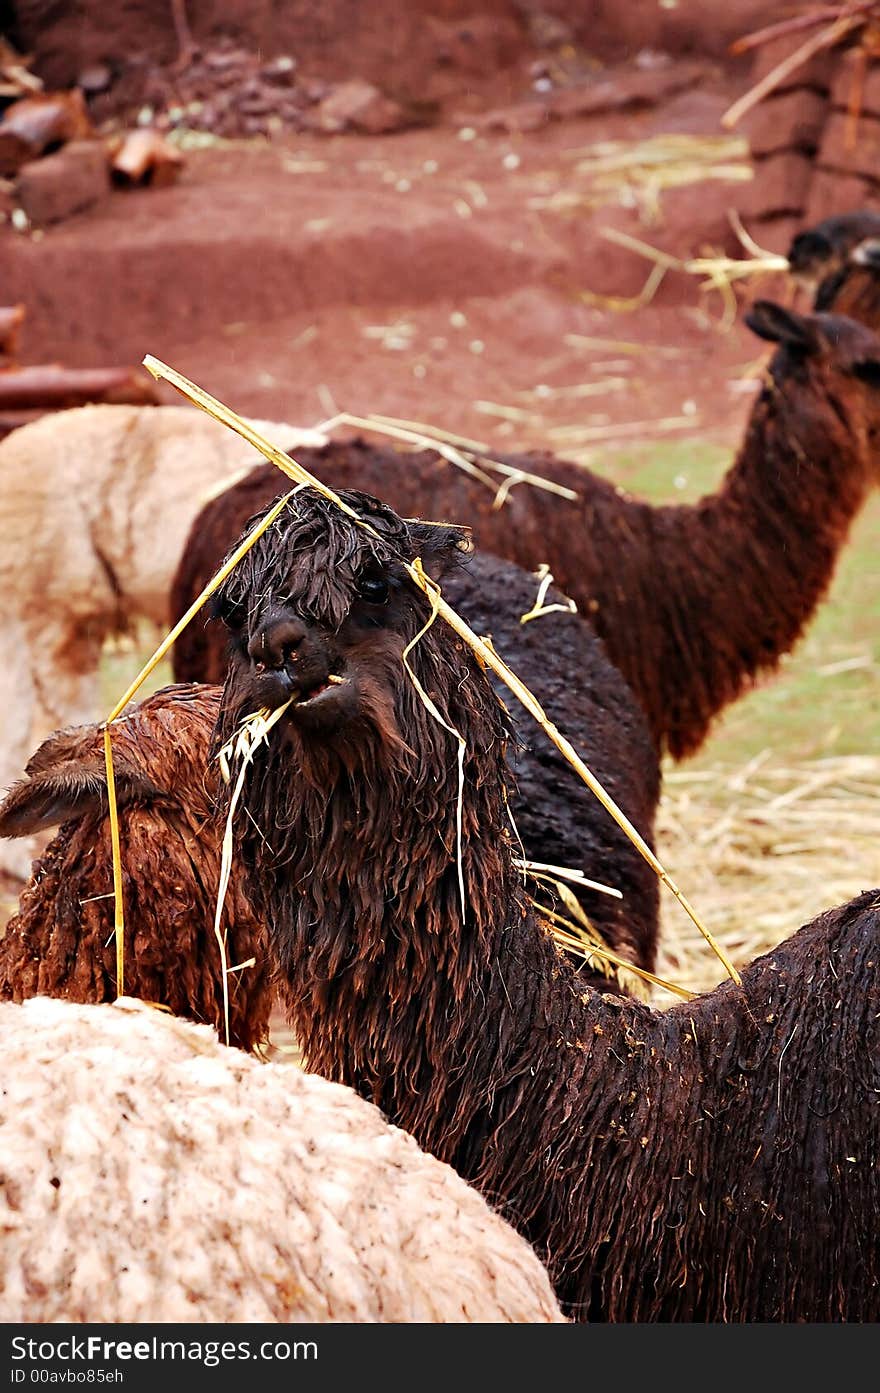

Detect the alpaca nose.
xmin=248 ymin=615 xmax=307 ymax=669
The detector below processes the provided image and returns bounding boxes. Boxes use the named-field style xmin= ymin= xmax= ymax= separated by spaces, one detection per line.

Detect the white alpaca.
xmin=0 ymin=996 xmax=565 ymax=1323
xmin=0 ymin=403 xmax=322 ymax=877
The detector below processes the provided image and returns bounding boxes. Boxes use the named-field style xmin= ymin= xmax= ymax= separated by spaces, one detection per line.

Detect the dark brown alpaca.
xmin=213 ymin=485 xmax=880 ymax=1323
xmin=192 ymin=544 xmax=662 ymax=991
xmin=0 ymin=683 xmax=273 ymax=1052
xmin=171 ymin=301 xmax=880 ymax=760
xmin=787 ymin=209 xmax=880 ymax=315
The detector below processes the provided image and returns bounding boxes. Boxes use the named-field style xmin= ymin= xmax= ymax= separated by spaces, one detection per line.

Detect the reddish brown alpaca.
xmin=0 ymin=684 xmax=272 ymax=1051
xmin=171 ymin=301 xmax=880 ymax=759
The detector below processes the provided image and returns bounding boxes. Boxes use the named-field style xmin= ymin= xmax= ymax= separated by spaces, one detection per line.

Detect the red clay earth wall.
xmin=736 ymin=33 xmax=880 ymax=253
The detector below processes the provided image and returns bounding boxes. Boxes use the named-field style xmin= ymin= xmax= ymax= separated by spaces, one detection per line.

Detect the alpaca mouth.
xmin=290 ymin=673 xmax=348 ymax=707
xmin=252 ymin=660 xmax=348 ymax=709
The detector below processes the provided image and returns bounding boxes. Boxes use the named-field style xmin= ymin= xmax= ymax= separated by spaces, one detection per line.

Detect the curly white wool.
xmin=0 ymin=996 xmax=564 ymax=1323
xmin=0 ymin=403 xmax=320 ymax=877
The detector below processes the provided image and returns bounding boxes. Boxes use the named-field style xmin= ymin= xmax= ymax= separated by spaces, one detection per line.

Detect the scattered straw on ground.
xmin=595 ymin=215 xmax=789 ymax=330
xmin=653 ymin=752 xmax=880 ymax=1000
xmin=528 ymin=133 xmax=753 ymax=224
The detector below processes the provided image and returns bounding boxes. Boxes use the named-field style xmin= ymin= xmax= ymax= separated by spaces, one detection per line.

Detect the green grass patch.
xmin=603 ymin=438 xmax=735 ymax=504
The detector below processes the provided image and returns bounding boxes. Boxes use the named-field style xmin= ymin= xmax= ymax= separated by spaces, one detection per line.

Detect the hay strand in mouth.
xmin=213 ymin=701 xmax=292 ymax=1045
xmin=141 ymin=355 xmax=739 ymax=985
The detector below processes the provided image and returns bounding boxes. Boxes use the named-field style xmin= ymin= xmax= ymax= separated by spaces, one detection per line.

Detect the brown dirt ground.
xmin=11 ymin=0 xmax=773 ymax=96
xmin=1 ymin=75 xmax=778 ymax=443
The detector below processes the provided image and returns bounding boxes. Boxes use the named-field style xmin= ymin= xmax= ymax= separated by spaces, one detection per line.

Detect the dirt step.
xmin=0 ymin=167 xmax=554 ymax=365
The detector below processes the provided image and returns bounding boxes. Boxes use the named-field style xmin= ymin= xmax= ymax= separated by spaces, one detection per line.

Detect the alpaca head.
xmin=745 ymin=300 xmax=880 ymax=451
xmin=212 ymin=488 xmax=521 ymax=999
xmin=786 ymin=210 xmax=880 ymax=290
xmin=213 ymin=488 xmax=510 ymax=801
xmin=0 ymin=685 xmax=219 ymax=840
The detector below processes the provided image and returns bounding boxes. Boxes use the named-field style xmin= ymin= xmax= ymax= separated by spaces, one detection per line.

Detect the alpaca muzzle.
xmin=247 ymin=613 xmax=308 ymax=670
xmin=242 ymin=617 xmax=351 ymax=728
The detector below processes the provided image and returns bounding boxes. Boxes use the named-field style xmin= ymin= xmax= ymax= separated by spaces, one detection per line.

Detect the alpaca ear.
xmin=0 ymin=757 xmax=159 ymax=837
xmin=745 ymin=301 xmax=820 ymax=353
xmin=852 ymin=238 xmax=880 ymax=270
xmin=408 ymin=521 xmax=473 ymax=579
xmin=786 ymin=229 xmax=832 ymax=273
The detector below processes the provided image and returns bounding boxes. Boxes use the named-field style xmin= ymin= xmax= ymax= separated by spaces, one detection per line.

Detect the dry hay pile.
xmin=654 ymin=751 xmax=880 ymax=998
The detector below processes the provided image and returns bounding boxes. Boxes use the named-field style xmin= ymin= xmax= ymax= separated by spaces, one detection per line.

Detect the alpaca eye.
xmin=211 ymin=595 xmax=247 ymax=631
xmin=357 ymin=575 xmax=390 ymax=604
xmin=853 ymin=358 xmax=880 ymax=387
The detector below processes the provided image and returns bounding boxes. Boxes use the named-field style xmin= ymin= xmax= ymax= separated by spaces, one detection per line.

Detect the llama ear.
xmin=744 ymin=300 xmax=820 ymax=353
xmin=0 ymin=757 xmax=159 ymax=838
xmin=408 ymin=521 xmax=473 ymax=579
xmin=852 ymin=238 xmax=880 ymax=270
xmin=786 ymin=229 xmax=832 ymax=273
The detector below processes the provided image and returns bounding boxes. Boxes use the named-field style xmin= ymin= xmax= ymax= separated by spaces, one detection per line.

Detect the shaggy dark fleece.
xmin=172 ymin=301 xmax=880 ymax=760
xmin=0 ymin=683 xmax=272 ymax=1052
xmin=180 ymin=529 xmax=661 ymax=989
xmin=214 ymin=484 xmax=880 ymax=1323
xmin=438 ymin=553 xmax=660 ymax=987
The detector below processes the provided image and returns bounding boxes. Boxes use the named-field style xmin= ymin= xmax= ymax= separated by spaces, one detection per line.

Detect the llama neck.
xmin=585 ymin=368 xmax=875 ymax=759
xmin=720 ymin=367 xmax=873 ymax=526
xmin=698 ymin=370 xmax=873 ymax=655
